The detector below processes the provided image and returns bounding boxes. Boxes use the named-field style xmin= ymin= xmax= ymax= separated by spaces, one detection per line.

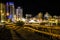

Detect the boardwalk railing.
xmin=24 ymin=27 xmax=60 ymax=39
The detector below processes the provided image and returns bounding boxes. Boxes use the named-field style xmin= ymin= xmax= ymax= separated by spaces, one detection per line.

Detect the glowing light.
xmin=6 ymin=13 xmax=9 ymax=16
xmin=29 ymin=20 xmax=35 ymax=23
xmin=0 ymin=10 xmax=3 ymax=13
xmin=1 ymin=20 xmax=4 ymax=22
xmin=22 ymin=18 xmax=26 ymax=22
xmin=1 ymin=13 xmax=4 ymax=15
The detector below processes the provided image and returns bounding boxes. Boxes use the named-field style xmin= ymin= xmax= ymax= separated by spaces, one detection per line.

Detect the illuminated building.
xmin=25 ymin=14 xmax=32 ymax=19
xmin=6 ymin=2 xmax=15 ymax=22
xmin=0 ymin=3 xmax=6 ymax=22
xmin=38 ymin=12 xmax=43 ymax=18
xmin=44 ymin=12 xmax=51 ymax=20
xmin=16 ymin=7 xmax=23 ymax=21
xmin=35 ymin=12 xmax=43 ymax=22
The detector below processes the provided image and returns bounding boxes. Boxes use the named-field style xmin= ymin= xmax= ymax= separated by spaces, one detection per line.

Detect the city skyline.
xmin=1 ymin=0 xmax=60 ymax=16
xmin=0 ymin=1 xmax=60 ymax=40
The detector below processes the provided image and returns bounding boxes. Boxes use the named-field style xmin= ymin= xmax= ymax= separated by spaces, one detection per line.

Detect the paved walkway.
xmin=0 ymin=27 xmax=12 ymax=40
xmin=0 ymin=26 xmax=25 ymax=40
xmin=0 ymin=25 xmax=59 ymax=40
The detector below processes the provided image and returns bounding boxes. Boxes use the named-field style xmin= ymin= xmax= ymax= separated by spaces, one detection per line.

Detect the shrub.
xmin=16 ymin=21 xmax=25 ymax=26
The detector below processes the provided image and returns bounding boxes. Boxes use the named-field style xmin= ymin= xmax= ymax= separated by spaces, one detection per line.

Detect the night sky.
xmin=1 ymin=0 xmax=60 ymax=17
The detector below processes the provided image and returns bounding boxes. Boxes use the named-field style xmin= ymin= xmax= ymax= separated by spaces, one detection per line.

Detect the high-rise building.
xmin=0 ymin=3 xmax=6 ymax=22
xmin=16 ymin=7 xmax=23 ymax=21
xmin=6 ymin=2 xmax=15 ymax=22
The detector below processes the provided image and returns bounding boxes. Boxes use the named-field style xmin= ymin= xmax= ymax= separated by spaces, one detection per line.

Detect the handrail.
xmin=24 ymin=27 xmax=60 ymax=39
xmin=38 ymin=25 xmax=60 ymax=29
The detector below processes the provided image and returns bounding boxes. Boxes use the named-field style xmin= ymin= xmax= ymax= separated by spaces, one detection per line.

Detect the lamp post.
xmin=26 ymin=14 xmax=28 ymax=23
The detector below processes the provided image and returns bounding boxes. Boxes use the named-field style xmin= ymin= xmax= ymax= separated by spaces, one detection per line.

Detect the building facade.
xmin=16 ymin=7 xmax=23 ymax=21
xmin=6 ymin=2 xmax=15 ymax=22
xmin=0 ymin=3 xmax=6 ymax=22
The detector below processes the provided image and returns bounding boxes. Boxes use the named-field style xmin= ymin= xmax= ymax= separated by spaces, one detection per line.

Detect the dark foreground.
xmin=0 ymin=25 xmax=59 ymax=40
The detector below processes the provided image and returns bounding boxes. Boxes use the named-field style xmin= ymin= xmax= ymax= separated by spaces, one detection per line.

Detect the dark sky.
xmin=1 ymin=0 xmax=60 ymax=17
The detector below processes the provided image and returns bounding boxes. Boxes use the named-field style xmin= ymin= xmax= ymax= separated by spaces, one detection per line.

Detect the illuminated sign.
xmin=6 ymin=2 xmax=14 ymax=5
xmin=9 ymin=2 xmax=14 ymax=5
